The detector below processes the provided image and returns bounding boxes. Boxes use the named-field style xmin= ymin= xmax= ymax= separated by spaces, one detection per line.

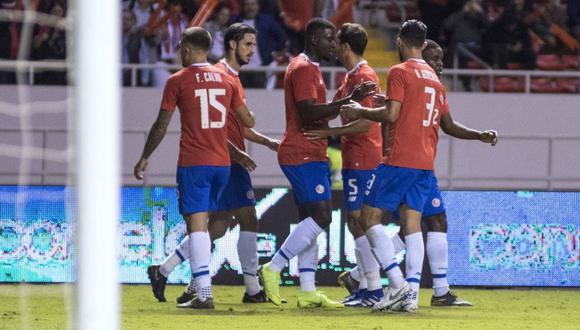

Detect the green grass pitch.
xmin=1 ymin=284 xmax=579 ymax=329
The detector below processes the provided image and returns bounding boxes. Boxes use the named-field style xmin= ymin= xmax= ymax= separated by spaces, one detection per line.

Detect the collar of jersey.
xmin=299 ymin=53 xmax=320 ymax=66
xmin=191 ymin=62 xmax=211 ymax=67
xmin=407 ymin=58 xmax=426 ymax=64
xmin=347 ymin=59 xmax=368 ymax=75
xmin=219 ymin=59 xmax=239 ymax=76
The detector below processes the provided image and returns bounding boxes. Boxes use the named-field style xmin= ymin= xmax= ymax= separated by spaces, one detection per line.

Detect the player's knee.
xmin=208 ymin=219 xmax=229 ymax=241
xmin=209 ymin=225 xmax=227 ymax=241
xmin=237 ymin=208 xmax=258 ymax=232
xmin=312 ymin=213 xmax=332 ymax=228
xmin=426 ymin=213 xmax=447 ymax=233
xmin=304 ymin=200 xmax=332 ymax=228
xmin=358 ymin=205 xmax=383 ymax=232
xmin=347 ymin=213 xmax=364 ymax=238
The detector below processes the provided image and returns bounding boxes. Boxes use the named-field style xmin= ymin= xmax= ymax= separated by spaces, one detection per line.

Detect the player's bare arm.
xmin=234 ymin=104 xmax=256 ymax=128
xmin=303 ymin=119 xmax=373 ymax=140
xmin=340 ymin=99 xmax=401 ymax=123
xmin=297 ymin=81 xmax=376 ymax=124
xmin=243 ymin=128 xmax=280 ymax=151
xmin=440 ymin=113 xmax=498 ymax=146
xmin=133 ymin=108 xmax=174 ymax=180
xmin=228 ymin=141 xmax=257 ymax=172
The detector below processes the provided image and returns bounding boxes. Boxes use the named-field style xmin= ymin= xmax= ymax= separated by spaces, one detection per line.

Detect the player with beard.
xmin=387 ymin=39 xmax=495 ymax=306
xmin=135 ymin=27 xmax=255 ymax=309
xmin=258 ymin=18 xmax=375 ymax=308
xmin=341 ymin=22 xmax=497 ymax=312
xmin=146 ymin=23 xmax=280 ymax=306
xmin=303 ymin=23 xmax=383 ymax=308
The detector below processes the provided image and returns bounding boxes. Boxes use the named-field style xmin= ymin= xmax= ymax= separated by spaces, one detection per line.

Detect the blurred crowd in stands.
xmin=0 ymin=0 xmax=578 ymax=88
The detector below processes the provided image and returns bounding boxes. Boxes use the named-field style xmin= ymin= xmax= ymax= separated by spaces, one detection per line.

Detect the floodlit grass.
xmin=1 ymin=284 xmax=579 ymax=329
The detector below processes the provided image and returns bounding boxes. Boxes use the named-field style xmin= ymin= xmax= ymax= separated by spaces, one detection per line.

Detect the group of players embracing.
xmin=134 ymin=16 xmax=498 ymax=313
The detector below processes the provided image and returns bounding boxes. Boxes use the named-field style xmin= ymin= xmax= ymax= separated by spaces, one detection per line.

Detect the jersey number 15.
xmin=195 ymin=88 xmax=226 ymax=129
xmin=423 ymin=87 xmax=439 ymax=127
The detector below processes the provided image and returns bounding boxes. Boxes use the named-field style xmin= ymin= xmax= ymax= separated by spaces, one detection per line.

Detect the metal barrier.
xmin=0 ymin=60 xmax=579 ymax=92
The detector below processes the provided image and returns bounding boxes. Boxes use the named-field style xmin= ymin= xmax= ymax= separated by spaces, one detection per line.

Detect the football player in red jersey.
xmin=154 ymin=23 xmax=281 ymax=307
xmin=134 ymin=27 xmax=255 ymax=309
xmin=341 ymin=21 xmax=496 ymax=313
xmin=303 ymin=23 xmax=384 ymax=307
xmin=258 ymin=18 xmax=375 ymax=308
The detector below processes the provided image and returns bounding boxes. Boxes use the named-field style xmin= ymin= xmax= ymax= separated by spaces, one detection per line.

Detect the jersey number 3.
xmin=423 ymin=87 xmax=439 ymax=127
xmin=195 ymin=88 xmax=226 ymax=129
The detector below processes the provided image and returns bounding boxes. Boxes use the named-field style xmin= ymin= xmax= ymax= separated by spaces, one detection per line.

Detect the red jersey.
xmin=214 ymin=60 xmax=246 ymax=153
xmin=278 ymin=53 xmax=328 ymax=165
xmin=383 ymin=59 xmax=449 ymax=170
xmin=334 ymin=61 xmax=382 ymax=170
xmin=279 ymin=0 xmax=314 ymax=32
xmin=160 ymin=63 xmax=244 ymax=167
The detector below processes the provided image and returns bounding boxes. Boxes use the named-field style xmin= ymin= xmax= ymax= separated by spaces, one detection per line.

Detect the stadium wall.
xmin=0 ymin=86 xmax=579 ymax=190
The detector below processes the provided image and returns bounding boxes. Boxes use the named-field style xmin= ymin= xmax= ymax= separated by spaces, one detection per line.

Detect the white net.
xmin=0 ymin=1 xmax=120 ymax=329
xmin=0 ymin=1 xmax=75 ymax=329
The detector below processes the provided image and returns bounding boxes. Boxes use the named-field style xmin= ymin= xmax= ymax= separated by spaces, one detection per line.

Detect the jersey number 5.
xmin=195 ymin=88 xmax=226 ymax=129
xmin=423 ymin=87 xmax=439 ymax=127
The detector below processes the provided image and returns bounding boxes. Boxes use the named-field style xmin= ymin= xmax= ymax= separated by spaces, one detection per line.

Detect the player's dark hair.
xmin=181 ymin=27 xmax=212 ymax=51
xmin=424 ymin=39 xmax=441 ymax=53
xmin=398 ymin=19 xmax=427 ymax=48
xmin=224 ymin=23 xmax=257 ymax=52
xmin=305 ymin=17 xmax=335 ymax=41
xmin=338 ymin=23 xmax=368 ymax=56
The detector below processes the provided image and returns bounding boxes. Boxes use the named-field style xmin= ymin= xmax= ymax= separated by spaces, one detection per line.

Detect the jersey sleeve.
xmin=160 ymin=74 xmax=179 ymax=111
xmin=333 ymin=83 xmax=345 ymax=102
xmin=292 ymin=65 xmax=320 ymax=102
xmin=386 ymin=67 xmax=406 ymax=103
xmin=439 ymin=87 xmax=450 ymax=117
xmin=228 ymin=77 xmax=245 ymax=111
xmin=357 ymin=71 xmax=381 ymax=108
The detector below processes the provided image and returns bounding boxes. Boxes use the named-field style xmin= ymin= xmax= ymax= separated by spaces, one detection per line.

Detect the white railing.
xmin=0 ymin=127 xmax=577 ymax=190
xmin=0 ymin=60 xmax=579 ymax=93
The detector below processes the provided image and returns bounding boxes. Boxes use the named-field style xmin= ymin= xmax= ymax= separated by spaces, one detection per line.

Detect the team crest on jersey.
xmin=246 ymin=190 xmax=255 ymax=200
xmin=432 ymin=198 xmax=441 ymax=208
xmin=315 ymin=184 xmax=325 ymax=194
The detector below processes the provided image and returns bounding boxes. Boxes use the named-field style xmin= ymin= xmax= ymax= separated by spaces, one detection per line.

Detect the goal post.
xmin=74 ymin=0 xmax=121 ymax=329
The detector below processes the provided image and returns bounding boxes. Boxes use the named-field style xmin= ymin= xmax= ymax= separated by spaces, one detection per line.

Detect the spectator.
xmin=132 ymin=0 xmax=159 ymax=86
xmin=444 ymin=0 xmax=488 ymax=90
xmin=418 ymin=0 xmax=459 ymax=44
xmin=525 ymin=0 xmax=569 ymax=53
xmin=258 ymin=0 xmax=281 ymax=16
xmin=444 ymin=0 xmax=488 ymax=56
xmin=153 ymin=0 xmax=188 ymax=87
xmin=277 ymin=0 xmax=317 ymax=55
xmin=32 ymin=1 xmax=67 ymax=85
xmin=121 ymin=8 xmax=141 ymax=86
xmin=233 ymin=0 xmax=286 ymax=87
xmin=203 ymin=3 xmax=230 ymax=63
xmin=0 ymin=0 xmax=18 ymax=84
xmin=484 ymin=8 xmax=536 ymax=69
xmin=569 ymin=0 xmax=580 ymax=39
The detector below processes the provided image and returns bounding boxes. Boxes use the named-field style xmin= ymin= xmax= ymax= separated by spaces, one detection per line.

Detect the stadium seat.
xmin=385 ymin=2 xmax=420 ymax=22
xmin=555 ymin=78 xmax=579 ymax=93
xmin=536 ymin=54 xmax=567 ymax=70
xmin=530 ymin=78 xmax=562 ymax=93
xmin=466 ymin=60 xmax=484 ymax=69
xmin=561 ymin=54 xmax=580 ymax=69
xmin=506 ymin=62 xmax=522 ymax=70
xmin=479 ymin=76 xmax=525 ymax=92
